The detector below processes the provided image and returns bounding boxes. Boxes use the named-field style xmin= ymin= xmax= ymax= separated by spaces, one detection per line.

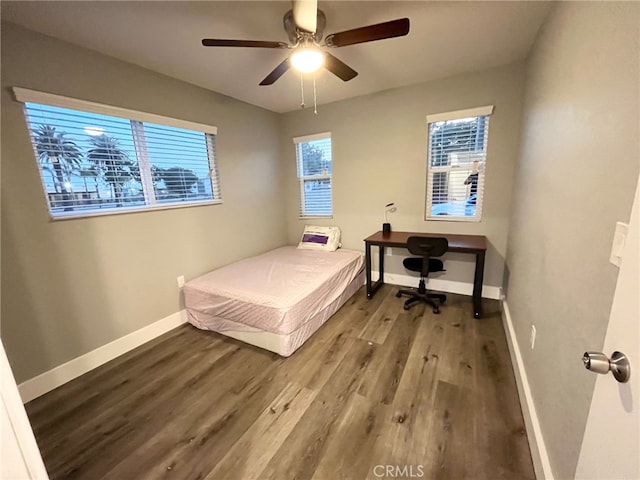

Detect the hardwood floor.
xmin=25 ymin=285 xmax=535 ymax=480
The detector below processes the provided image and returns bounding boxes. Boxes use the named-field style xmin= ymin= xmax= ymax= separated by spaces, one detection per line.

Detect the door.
xmin=1 ymin=342 xmax=49 ymax=479
xmin=575 ymin=174 xmax=640 ymax=479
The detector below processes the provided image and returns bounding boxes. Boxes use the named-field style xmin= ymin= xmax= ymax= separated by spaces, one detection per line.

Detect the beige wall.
xmin=280 ymin=63 xmax=526 ymax=289
xmin=505 ymin=3 xmax=640 ymax=479
xmin=1 ymin=22 xmax=287 ymax=383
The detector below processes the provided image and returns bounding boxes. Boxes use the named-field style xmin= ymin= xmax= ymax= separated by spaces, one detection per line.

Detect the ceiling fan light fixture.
xmin=290 ymin=47 xmax=325 ymax=73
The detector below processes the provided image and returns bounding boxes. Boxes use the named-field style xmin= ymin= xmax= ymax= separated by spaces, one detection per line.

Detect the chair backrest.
xmin=406 ymin=236 xmax=448 ymax=258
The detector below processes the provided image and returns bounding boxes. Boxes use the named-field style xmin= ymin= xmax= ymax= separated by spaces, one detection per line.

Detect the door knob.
xmin=582 ymin=351 xmax=631 ymax=383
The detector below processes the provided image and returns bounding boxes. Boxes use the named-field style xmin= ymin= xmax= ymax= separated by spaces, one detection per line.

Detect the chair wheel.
xmin=433 ymin=308 xmax=440 ymax=314
xmin=396 ymin=291 xmax=402 ymax=298
xmin=403 ymin=304 xmax=410 ymax=310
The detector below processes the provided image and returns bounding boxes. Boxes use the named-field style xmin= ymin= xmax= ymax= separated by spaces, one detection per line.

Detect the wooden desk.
xmin=364 ymin=231 xmax=487 ymax=318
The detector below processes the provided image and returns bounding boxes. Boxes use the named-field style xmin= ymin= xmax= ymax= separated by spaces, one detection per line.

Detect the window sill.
xmin=49 ymin=199 xmax=223 ymax=221
xmin=299 ymin=215 xmax=333 ymax=220
xmin=425 ymin=215 xmax=482 ymax=223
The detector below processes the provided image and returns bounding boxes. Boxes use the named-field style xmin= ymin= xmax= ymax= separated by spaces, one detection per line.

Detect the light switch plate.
xmin=530 ymin=325 xmax=536 ymax=349
xmin=610 ymin=221 xmax=629 ymax=267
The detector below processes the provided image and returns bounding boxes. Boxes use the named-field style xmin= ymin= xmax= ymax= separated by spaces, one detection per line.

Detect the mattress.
xmin=184 ymin=246 xmax=364 ymax=355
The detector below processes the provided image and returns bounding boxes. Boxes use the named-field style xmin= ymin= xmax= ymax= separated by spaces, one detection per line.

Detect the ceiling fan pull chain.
xmin=313 ymin=75 xmax=318 ymax=115
xmin=300 ymin=73 xmax=305 ymax=108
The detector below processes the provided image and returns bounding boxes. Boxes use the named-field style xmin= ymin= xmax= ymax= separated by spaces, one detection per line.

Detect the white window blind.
xmin=293 ymin=132 xmax=333 ymax=218
xmin=425 ymin=105 xmax=493 ymax=221
xmin=14 ymin=87 xmax=221 ymax=219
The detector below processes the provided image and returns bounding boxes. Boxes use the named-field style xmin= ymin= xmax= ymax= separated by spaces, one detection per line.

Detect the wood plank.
xmin=433 ymin=297 xmax=476 ymax=387
xmin=364 ymin=307 xmax=448 ymax=475
xmin=205 ymin=383 xmax=317 ymax=480
xmin=357 ymin=311 xmax=421 ymax=405
xmin=312 ymin=393 xmax=390 ymax=480
xmin=422 ymin=380 xmax=476 ymax=480
xmin=258 ymin=339 xmax=377 ymax=480
xmin=358 ymin=287 xmax=403 ymax=344
xmin=473 ymin=334 xmax=535 ymax=479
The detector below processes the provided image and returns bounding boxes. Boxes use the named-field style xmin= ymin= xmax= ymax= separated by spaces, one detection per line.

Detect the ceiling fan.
xmin=201 ymin=0 xmax=410 ymax=86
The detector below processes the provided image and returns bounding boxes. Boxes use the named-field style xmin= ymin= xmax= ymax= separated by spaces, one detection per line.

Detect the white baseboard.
xmin=501 ymin=299 xmax=554 ymax=480
xmin=373 ymin=270 xmax=502 ymax=300
xmin=18 ymin=310 xmax=188 ymax=404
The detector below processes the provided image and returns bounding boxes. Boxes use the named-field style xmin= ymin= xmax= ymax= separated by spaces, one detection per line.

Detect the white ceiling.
xmin=1 ymin=1 xmax=554 ymax=113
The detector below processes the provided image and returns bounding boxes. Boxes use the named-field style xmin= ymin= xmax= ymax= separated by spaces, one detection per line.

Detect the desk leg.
xmin=366 ymin=242 xmax=373 ymax=298
xmin=379 ymin=245 xmax=385 ymax=285
xmin=366 ymin=243 xmax=384 ymax=299
xmin=473 ymin=250 xmax=485 ymax=318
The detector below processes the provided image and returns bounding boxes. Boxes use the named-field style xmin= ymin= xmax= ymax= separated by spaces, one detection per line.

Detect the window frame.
xmin=13 ymin=87 xmax=222 ymax=220
xmin=425 ymin=105 xmax=494 ymax=222
xmin=293 ymin=132 xmax=333 ymax=219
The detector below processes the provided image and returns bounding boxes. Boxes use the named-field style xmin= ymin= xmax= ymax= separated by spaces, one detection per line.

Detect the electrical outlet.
xmin=177 ymin=275 xmax=185 ymax=288
xmin=530 ymin=325 xmax=537 ymax=350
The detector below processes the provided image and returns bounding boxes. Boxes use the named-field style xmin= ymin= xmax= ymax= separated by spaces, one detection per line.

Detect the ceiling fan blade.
xmin=324 ymin=53 xmax=358 ymax=82
xmin=325 ymin=18 xmax=410 ymax=47
xmin=292 ymin=0 xmax=318 ymax=33
xmin=259 ymin=57 xmax=291 ymax=86
xmin=202 ymin=39 xmax=289 ymax=49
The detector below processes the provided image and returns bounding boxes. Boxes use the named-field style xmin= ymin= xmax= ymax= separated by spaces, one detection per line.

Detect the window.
xmin=293 ymin=132 xmax=332 ymax=218
xmin=425 ymin=105 xmax=493 ymax=221
xmin=14 ymin=87 xmax=221 ymax=219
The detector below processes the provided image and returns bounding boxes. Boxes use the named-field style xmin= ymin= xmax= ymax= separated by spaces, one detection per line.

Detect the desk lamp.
xmin=383 ymin=203 xmax=396 ymax=234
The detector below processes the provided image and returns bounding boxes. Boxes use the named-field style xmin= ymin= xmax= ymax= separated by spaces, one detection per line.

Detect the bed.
xmin=184 ymin=246 xmax=365 ymax=356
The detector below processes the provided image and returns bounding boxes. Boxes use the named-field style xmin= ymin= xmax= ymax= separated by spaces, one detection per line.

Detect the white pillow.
xmin=297 ymin=225 xmax=342 ymax=252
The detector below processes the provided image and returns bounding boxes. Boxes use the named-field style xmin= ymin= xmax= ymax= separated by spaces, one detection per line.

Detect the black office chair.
xmin=395 ymin=236 xmax=448 ymax=313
